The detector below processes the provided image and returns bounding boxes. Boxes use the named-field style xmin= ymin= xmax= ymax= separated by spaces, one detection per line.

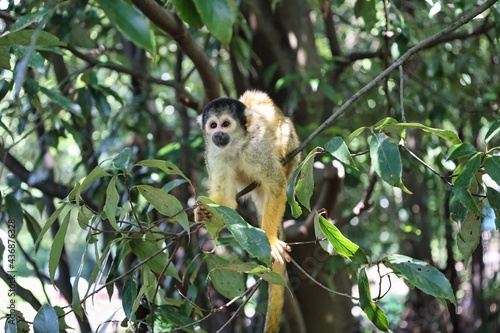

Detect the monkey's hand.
xmin=269 ymin=237 xmax=291 ymax=265
xmin=194 ymin=201 xmax=212 ymax=223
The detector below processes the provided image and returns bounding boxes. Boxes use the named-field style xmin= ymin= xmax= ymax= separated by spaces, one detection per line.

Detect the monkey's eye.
xmin=209 ymin=122 xmax=217 ymax=129
xmin=222 ymin=121 xmax=230 ymax=127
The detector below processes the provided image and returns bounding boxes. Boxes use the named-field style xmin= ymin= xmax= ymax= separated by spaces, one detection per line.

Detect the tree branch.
xmin=131 ymin=0 xmax=220 ymax=103
xmin=0 ymin=144 xmax=70 ymax=198
xmin=283 ymin=0 xmax=498 ymax=165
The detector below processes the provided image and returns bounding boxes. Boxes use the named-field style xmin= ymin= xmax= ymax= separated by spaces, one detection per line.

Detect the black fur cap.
xmin=202 ymin=98 xmax=247 ymax=130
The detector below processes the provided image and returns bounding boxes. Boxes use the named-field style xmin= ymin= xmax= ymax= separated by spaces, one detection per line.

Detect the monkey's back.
xmin=238 ymin=90 xmax=301 ymax=182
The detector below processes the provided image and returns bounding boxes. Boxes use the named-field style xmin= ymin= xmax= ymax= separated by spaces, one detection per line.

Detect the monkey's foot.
xmin=194 ymin=202 xmax=212 ymax=223
xmin=270 ymin=238 xmax=291 ymax=265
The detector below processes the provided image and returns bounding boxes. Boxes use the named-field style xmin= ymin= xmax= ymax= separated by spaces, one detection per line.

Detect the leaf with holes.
xmin=206 ymin=254 xmax=245 ymax=299
xmin=457 ymin=209 xmax=483 ymax=267
xmin=196 ymin=196 xmax=225 ymax=239
xmin=384 ymin=254 xmax=457 ymax=306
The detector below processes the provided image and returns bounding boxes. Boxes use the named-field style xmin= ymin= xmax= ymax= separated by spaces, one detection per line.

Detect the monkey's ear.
xmin=244 ymin=108 xmax=255 ymax=128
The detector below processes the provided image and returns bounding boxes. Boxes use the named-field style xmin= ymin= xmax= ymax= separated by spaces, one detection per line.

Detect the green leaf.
xmin=135 ymin=159 xmax=191 ymax=185
xmin=158 ymin=305 xmax=201 ymax=333
xmin=173 ymin=0 xmax=203 ymax=27
xmin=387 ymin=122 xmax=461 ymax=144
xmin=218 ymin=262 xmax=287 ymax=285
xmin=452 ymin=154 xmax=483 ymax=216
xmin=0 ymin=29 xmax=65 ymax=46
xmin=196 ymin=196 xmax=225 ymax=239
xmin=484 ymin=156 xmax=500 ymax=185
xmin=135 ymin=185 xmax=189 ymax=232
xmin=122 ymin=274 xmax=138 ymax=319
xmin=315 ymin=213 xmax=368 ymax=264
xmin=286 ymin=148 xmax=321 ymax=217
xmin=33 ymin=303 xmax=59 ymax=333
xmin=193 ymin=0 xmax=234 ymax=47
xmin=95 ymin=0 xmax=155 ymax=54
xmin=11 ymin=9 xmax=53 ymax=32
xmin=71 ymin=243 xmax=90 ymax=320
xmin=346 ymin=126 xmax=369 ymax=145
xmin=369 ymin=133 xmax=411 ymax=194
xmin=104 ymin=175 xmax=120 ymax=230
xmin=384 ymin=254 xmax=457 ymax=306
xmin=286 ymin=164 xmax=303 ymax=218
xmin=129 ymin=238 xmax=180 ymax=280
xmin=162 ymin=179 xmax=188 ymax=193
xmin=206 ymin=254 xmax=245 ymax=299
xmin=457 ymin=210 xmax=482 ymax=266
xmin=296 ymin=149 xmax=316 ymax=212
xmin=449 ymin=192 xmax=467 ymax=223
xmin=23 ymin=210 xmax=42 ymax=244
xmin=40 ymin=87 xmax=81 ymax=113
xmin=0 ymin=46 xmax=10 ymax=70
xmin=358 ymin=268 xmax=389 ymax=331
xmin=324 ymin=136 xmax=357 ymax=169
xmin=35 ymin=204 xmax=66 ymax=250
xmin=5 ymin=192 xmax=23 ymax=230
xmin=49 ymin=211 xmax=71 ymax=283
xmin=485 ymin=119 xmax=500 ymax=143
xmin=447 ymin=143 xmax=477 ymax=160
xmin=373 ymin=117 xmax=399 ymax=132
xmin=112 ymin=147 xmax=131 ymax=170
xmin=354 ymin=0 xmax=377 ymax=31
xmin=217 ymin=205 xmax=272 ymax=265
xmin=486 ymin=187 xmax=500 ymax=230
xmin=54 ymin=306 xmax=73 ymax=330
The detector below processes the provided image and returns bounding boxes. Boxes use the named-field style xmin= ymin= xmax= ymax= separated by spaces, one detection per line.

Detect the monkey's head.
xmin=200 ymin=98 xmax=248 ymax=149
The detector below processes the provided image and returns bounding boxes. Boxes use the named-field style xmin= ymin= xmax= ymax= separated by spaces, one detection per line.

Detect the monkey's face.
xmin=203 ymin=114 xmax=244 ymax=148
xmin=200 ymin=98 xmax=248 ymax=151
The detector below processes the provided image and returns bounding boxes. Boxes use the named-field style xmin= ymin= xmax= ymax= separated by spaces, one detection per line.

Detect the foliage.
xmin=0 ymin=0 xmax=499 ymax=332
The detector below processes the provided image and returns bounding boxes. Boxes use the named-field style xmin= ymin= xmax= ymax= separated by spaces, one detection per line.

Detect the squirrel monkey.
xmin=195 ymin=90 xmax=301 ymax=332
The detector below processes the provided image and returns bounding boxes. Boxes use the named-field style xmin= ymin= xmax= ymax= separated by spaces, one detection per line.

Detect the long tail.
xmin=264 ymin=260 xmax=286 ymax=333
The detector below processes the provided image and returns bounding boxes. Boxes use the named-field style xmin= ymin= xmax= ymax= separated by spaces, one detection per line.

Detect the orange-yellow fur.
xmin=196 ymin=90 xmax=300 ymax=332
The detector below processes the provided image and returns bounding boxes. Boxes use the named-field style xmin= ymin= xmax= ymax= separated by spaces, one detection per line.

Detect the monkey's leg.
xmin=260 ymin=189 xmax=291 ymax=265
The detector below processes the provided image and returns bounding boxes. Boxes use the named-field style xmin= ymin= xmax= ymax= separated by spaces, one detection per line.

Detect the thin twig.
xmin=288 ymin=257 xmax=358 ymax=300
xmin=399 ymin=65 xmax=406 ymax=122
xmin=216 ymin=279 xmax=263 ymax=333
xmin=401 ymin=144 xmax=453 ymax=186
